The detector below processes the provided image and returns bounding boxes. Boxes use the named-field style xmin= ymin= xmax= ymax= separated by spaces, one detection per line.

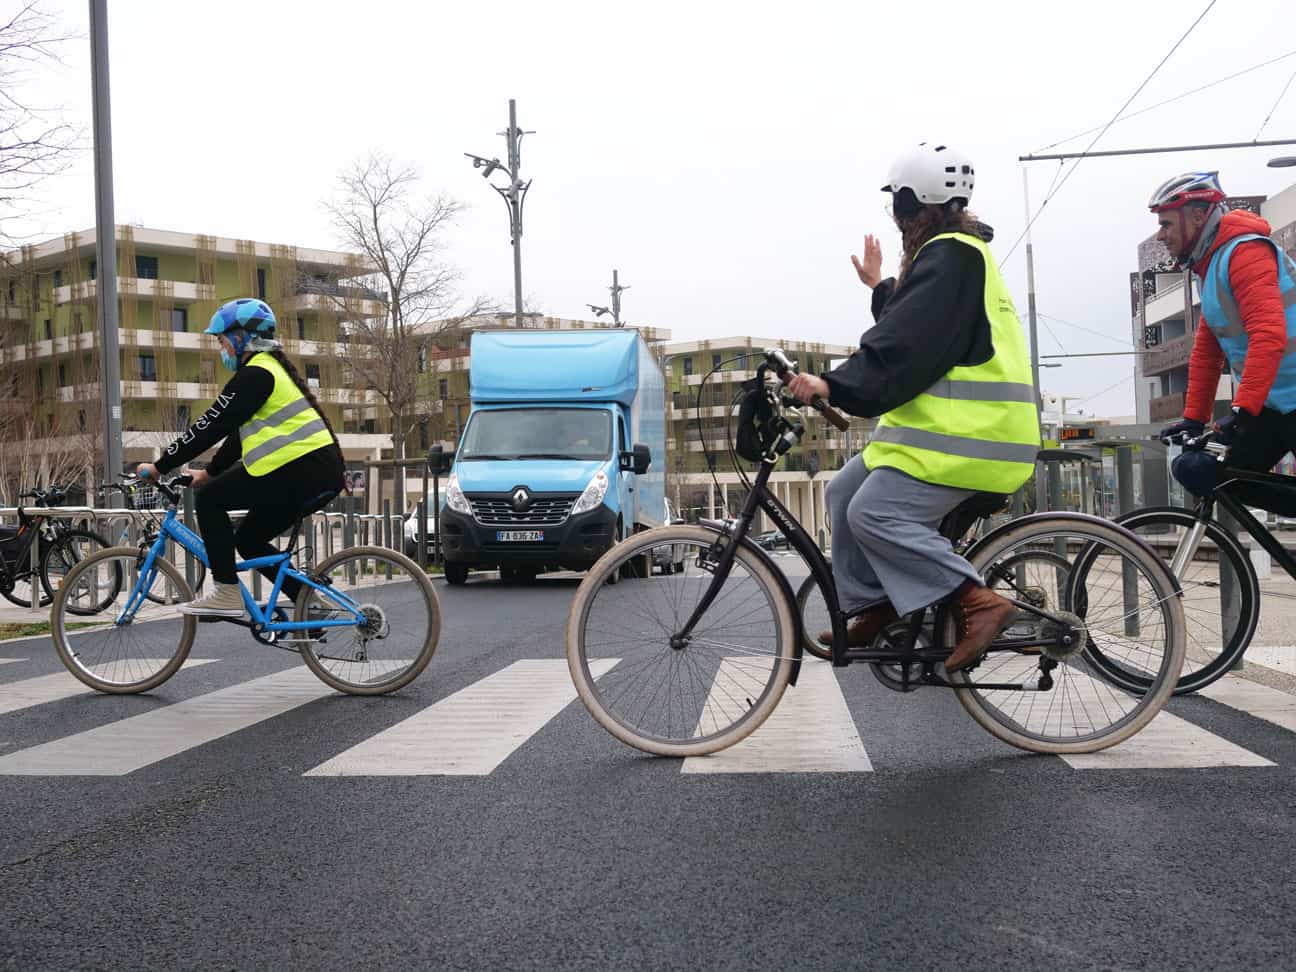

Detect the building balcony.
xmin=1143 ymin=277 xmax=1196 ymax=326
xmin=1149 ymin=393 xmax=1185 ymax=423
xmin=54 ymin=278 xmax=215 ymax=306
xmin=1141 ymin=334 xmax=1192 ymax=376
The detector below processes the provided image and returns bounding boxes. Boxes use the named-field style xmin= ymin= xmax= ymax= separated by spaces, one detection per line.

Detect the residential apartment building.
xmin=0 ymin=225 xmax=393 ymax=495
xmin=1133 ymin=181 xmax=1296 ymax=428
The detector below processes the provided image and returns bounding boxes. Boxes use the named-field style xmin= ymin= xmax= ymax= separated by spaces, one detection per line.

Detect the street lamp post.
xmin=466 ymin=99 xmax=533 ymax=329
xmin=1269 ymin=156 xmax=1296 ymax=168
xmin=586 ymin=269 xmax=630 ymax=327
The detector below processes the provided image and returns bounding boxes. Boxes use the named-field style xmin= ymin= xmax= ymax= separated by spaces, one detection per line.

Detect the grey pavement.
xmin=1 ymin=567 xmax=1295 ymax=970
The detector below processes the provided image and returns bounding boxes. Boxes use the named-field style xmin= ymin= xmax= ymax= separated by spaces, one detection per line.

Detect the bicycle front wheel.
xmin=51 ymin=546 xmax=196 ymax=694
xmin=41 ymin=529 xmax=115 ymax=614
xmin=293 ymin=546 xmax=440 ymax=695
xmin=567 ymin=525 xmax=796 ymax=757
xmin=946 ymin=515 xmax=1186 ymax=755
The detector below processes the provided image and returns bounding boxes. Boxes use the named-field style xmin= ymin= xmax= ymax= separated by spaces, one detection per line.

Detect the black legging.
xmin=195 ymin=446 xmax=344 ymax=598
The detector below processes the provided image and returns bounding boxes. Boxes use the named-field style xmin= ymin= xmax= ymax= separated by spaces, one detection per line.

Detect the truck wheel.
xmin=445 ymin=562 xmax=469 ymax=586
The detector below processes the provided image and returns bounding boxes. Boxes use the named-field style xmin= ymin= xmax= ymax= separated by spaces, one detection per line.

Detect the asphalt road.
xmin=2 ymin=563 xmax=1295 ymax=971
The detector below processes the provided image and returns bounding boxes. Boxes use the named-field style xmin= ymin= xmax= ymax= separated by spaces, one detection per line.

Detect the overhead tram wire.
xmin=1000 ymin=0 xmax=1220 ymax=266
xmin=1254 ymin=65 xmax=1296 ymax=140
xmin=1037 ymin=312 xmax=1136 ymax=347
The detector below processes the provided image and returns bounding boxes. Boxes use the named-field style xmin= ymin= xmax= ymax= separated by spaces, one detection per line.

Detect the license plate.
xmin=497 ymin=530 xmax=543 ymax=542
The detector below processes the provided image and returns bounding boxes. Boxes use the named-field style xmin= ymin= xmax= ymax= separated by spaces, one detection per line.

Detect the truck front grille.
xmin=468 ymin=495 xmax=576 ymax=526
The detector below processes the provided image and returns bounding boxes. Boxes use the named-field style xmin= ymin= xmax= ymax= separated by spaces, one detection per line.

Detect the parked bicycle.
xmin=0 ymin=485 xmax=113 ymax=612
xmin=51 ymin=474 xmax=441 ymax=696
xmin=566 ymin=349 xmax=1186 ymax=757
xmin=1112 ymin=427 xmax=1296 ymax=695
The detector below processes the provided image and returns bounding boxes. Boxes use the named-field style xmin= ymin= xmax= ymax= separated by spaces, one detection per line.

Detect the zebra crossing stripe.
xmin=305 ymin=658 xmax=619 ymax=777
xmin=0 ymin=659 xmax=218 ymax=718
xmin=682 ymin=660 xmax=872 ymax=774
xmin=1063 ymin=705 xmax=1274 ymax=770
xmin=0 ymin=667 xmax=329 ymax=776
xmin=1198 ymin=675 xmax=1296 ymax=735
xmin=0 ymin=659 xmax=23 ymax=666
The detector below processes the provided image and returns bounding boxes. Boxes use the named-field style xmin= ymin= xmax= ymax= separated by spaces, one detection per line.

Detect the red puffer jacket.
xmin=1184 ymin=209 xmax=1286 ymax=422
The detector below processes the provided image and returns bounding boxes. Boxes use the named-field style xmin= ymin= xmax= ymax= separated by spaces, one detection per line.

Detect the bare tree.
xmin=0 ymin=2 xmax=77 ymax=245
xmin=325 ymin=153 xmax=491 ymax=510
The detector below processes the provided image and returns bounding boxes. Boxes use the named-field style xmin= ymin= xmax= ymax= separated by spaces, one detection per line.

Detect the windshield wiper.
xmin=461 ymin=453 xmax=510 ymax=461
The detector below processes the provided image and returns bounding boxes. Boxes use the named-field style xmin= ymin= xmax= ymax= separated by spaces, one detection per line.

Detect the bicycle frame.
xmin=117 ymin=503 xmax=364 ymax=633
xmin=1172 ymin=469 xmax=1296 ymax=581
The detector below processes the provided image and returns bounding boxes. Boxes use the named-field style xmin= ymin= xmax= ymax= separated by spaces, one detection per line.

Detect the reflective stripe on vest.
xmin=1200 ymin=232 xmax=1296 ymax=414
xmin=238 ymin=352 xmax=334 ymax=476
xmin=862 ymin=232 xmax=1041 ymax=493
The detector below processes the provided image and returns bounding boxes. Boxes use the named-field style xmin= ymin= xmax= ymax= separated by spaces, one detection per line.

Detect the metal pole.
xmin=1115 ymin=446 xmax=1139 ymax=637
xmin=1022 ymin=168 xmax=1042 ymax=422
xmin=1019 ymin=136 xmax=1296 ymax=162
xmin=89 ymin=0 xmax=123 ymax=486
xmin=508 ymin=99 xmax=523 ymax=329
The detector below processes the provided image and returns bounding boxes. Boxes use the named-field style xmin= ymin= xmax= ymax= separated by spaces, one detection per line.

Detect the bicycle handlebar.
xmin=763 ymin=348 xmax=851 ymax=431
xmin=1161 ymin=428 xmax=1228 ymax=456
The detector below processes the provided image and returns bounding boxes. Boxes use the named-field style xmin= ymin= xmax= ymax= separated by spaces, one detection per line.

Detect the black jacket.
xmin=821 ymin=236 xmax=994 ymax=418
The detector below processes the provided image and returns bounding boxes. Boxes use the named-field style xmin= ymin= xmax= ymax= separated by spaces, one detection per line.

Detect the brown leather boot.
xmin=944 ymin=580 xmax=1018 ymax=673
xmin=818 ymin=602 xmax=899 ymax=648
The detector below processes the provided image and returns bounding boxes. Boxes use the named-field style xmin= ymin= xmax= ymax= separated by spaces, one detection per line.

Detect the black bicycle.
xmin=0 ymin=486 xmax=114 ymax=611
xmin=1108 ymin=428 xmax=1296 ymax=695
xmin=565 ymin=349 xmax=1187 ymax=757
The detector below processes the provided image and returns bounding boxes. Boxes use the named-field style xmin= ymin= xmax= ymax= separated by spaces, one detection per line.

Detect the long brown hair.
xmin=895 ymin=204 xmax=984 ymax=288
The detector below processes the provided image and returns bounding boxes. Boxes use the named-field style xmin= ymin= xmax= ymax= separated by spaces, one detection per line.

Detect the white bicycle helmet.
xmin=880 ymin=143 xmax=975 ymax=206
xmin=1147 ymin=171 xmax=1225 ymax=212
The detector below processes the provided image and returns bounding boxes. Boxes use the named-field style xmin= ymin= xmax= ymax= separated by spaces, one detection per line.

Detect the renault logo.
xmin=511 ymin=487 xmax=531 ymax=511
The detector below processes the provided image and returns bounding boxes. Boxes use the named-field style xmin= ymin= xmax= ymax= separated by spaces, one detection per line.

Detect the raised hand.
xmin=850 ymin=234 xmax=884 ymax=288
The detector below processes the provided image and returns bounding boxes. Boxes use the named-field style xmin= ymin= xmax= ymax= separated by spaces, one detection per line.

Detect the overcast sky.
xmin=15 ymin=0 xmax=1296 ymax=418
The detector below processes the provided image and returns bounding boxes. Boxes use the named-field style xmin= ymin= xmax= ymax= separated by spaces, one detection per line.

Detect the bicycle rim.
xmin=52 ymin=547 xmax=195 ymax=694
xmin=948 ymin=517 xmax=1185 ymax=755
xmin=567 ymin=525 xmax=795 ymax=757
xmin=293 ymin=546 xmax=440 ymax=695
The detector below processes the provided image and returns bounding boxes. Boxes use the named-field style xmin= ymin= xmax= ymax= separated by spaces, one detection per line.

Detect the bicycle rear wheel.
xmin=567 ymin=525 xmax=796 ymax=757
xmin=293 ymin=546 xmax=440 ymax=695
xmin=795 ymin=565 xmax=834 ymax=661
xmin=946 ymin=515 xmax=1185 ymax=755
xmin=51 ymin=546 xmax=195 ymax=694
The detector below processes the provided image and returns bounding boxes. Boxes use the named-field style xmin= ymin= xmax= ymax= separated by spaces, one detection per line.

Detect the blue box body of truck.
xmin=439 ymin=329 xmax=665 ymax=583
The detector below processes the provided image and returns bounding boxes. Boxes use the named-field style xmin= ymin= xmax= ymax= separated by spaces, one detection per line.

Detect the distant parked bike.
xmin=0 ymin=485 xmax=113 ymax=612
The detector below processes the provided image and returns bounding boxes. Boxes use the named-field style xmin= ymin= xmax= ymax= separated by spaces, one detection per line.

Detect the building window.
xmin=417 ymin=346 xmax=427 ymax=374
xmin=711 ymin=352 xmax=722 ymax=371
xmin=88 ymin=260 xmax=96 ymax=281
xmin=43 ymin=319 xmax=52 ymax=340
xmin=58 ymin=363 xmax=67 ymax=386
xmin=53 ymin=269 xmax=63 ymax=290
xmin=438 ymin=378 xmax=448 ymax=400
xmin=135 ymin=255 xmax=159 ymax=279
xmin=169 ymin=307 xmax=188 ymax=332
xmin=256 ymin=268 xmax=267 ymax=300
xmin=138 ymin=353 xmax=157 ymax=382
xmin=683 ymin=357 xmax=693 ymax=376
xmin=36 ymin=370 xmax=44 ymax=396
xmin=306 ymin=363 xmax=321 ymax=384
xmin=296 ymin=317 xmax=306 ymax=340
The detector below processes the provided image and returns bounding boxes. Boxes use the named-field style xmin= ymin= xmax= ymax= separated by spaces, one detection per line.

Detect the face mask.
xmin=220 ymin=349 xmax=238 ymax=372
xmin=219 ymin=330 xmax=247 ymax=372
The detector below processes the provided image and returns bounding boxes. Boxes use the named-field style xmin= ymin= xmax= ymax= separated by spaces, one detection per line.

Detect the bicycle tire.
xmin=40 ymin=529 xmax=115 ymax=613
xmin=567 ymin=524 xmax=796 ymax=758
xmin=1092 ymin=507 xmax=1258 ymax=696
xmin=293 ymin=545 xmax=440 ymax=695
xmin=795 ymin=568 xmax=834 ymax=661
xmin=145 ymin=557 xmax=206 ymax=605
xmin=946 ymin=514 xmax=1186 ymax=755
xmin=51 ymin=546 xmax=196 ymax=694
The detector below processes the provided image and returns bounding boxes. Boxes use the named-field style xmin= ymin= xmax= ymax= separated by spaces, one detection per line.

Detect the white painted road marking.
xmin=1199 ymin=675 xmax=1296 ymax=735
xmin=1063 ymin=706 xmax=1274 ymax=770
xmin=305 ymin=658 xmax=618 ymax=777
xmin=682 ymin=660 xmax=872 ymax=774
xmin=0 ymin=659 xmax=218 ymax=718
xmin=0 ymin=667 xmax=329 ymax=775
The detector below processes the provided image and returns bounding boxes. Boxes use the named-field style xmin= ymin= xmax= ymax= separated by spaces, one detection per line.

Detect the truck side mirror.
xmin=620 ymin=443 xmax=651 ymax=475
xmin=427 ymin=444 xmax=452 ymax=476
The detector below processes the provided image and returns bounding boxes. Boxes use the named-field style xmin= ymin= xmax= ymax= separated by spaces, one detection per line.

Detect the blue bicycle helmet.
xmin=205 ymin=298 xmax=277 ymax=370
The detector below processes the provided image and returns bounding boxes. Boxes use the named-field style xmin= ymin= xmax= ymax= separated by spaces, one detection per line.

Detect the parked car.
xmin=403 ymin=501 xmax=439 ymax=560
xmin=651 ymin=498 xmax=688 ymax=574
xmin=753 ymin=530 xmax=790 ymax=552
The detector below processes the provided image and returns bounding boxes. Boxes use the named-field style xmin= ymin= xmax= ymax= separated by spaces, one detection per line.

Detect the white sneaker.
xmin=179 ymin=583 xmax=246 ymax=618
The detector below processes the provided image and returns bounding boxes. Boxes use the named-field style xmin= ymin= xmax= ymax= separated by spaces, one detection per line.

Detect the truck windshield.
xmin=459 ymin=409 xmax=612 ymax=461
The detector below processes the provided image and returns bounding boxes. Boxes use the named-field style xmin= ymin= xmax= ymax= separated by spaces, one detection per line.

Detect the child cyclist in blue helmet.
xmin=137 ymin=298 xmax=345 ymax=617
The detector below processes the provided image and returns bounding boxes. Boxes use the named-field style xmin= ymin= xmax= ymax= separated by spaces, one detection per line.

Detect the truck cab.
xmin=439 ymin=330 xmax=664 ymax=584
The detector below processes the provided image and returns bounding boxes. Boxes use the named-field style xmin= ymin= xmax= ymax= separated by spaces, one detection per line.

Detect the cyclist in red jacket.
xmin=1154 ymin=172 xmax=1296 ymax=494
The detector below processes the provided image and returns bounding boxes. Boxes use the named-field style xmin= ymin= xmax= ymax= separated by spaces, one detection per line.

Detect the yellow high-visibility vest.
xmin=862 ymin=232 xmax=1040 ymax=493
xmin=239 ymin=352 xmax=334 ymax=476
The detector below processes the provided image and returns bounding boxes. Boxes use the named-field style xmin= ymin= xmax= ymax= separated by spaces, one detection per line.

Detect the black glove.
xmin=1159 ymin=418 xmax=1205 ymax=444
xmin=1213 ymin=407 xmax=1249 ymax=446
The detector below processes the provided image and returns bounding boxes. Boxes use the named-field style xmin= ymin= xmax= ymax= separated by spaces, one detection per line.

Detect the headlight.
xmin=572 ymin=471 xmax=609 ymax=515
xmin=445 ymin=474 xmax=471 ymax=514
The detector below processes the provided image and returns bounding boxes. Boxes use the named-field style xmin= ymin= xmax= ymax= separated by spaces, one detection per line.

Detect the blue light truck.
xmin=438 ymin=329 xmax=667 ymax=585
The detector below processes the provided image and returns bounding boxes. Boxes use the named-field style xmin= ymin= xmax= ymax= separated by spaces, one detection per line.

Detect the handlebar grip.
xmin=172 ymin=474 xmax=194 ymax=488
xmin=812 ymin=396 xmax=851 ymax=431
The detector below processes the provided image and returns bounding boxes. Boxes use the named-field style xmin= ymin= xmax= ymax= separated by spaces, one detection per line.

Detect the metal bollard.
xmin=1216 ymin=506 xmax=1244 ymax=671
xmin=1115 ymin=446 xmax=1139 ymax=638
xmin=382 ymin=500 xmax=394 ymax=580
xmin=344 ymin=501 xmax=357 ymax=585
xmin=28 ymin=523 xmax=40 ymax=610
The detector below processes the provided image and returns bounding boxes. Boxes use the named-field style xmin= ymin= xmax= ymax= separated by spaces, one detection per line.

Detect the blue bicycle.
xmin=50 ymin=474 xmax=441 ymax=696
